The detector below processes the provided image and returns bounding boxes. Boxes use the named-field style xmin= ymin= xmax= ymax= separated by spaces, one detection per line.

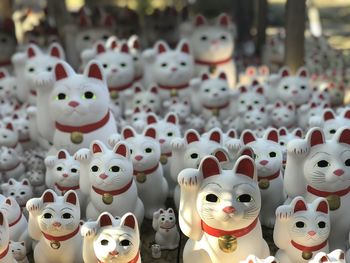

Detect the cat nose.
xmin=223 ymin=206 xmax=235 ymax=214
xmin=211 ymin=40 xmax=219 ymax=45
xmin=333 ymin=169 xmax=344 ymax=176
xmin=62 ymin=173 xmax=68 ymax=178
xmin=109 ymin=251 xmax=119 ymax=256
xmin=135 ymin=155 xmax=143 ymax=161
xmin=53 ymin=222 xmax=61 ymax=227
xmin=292 ymin=90 xmax=298 ymax=95
xmin=99 ymin=173 xmax=108 ymax=180
xmin=259 ymin=160 xmax=268 ymax=166
xmin=111 ymin=68 xmax=118 ymax=73
xmin=172 ymin=67 xmax=177 ymax=72
xmin=213 ymin=93 xmax=218 ymax=97
xmin=159 ymin=139 xmax=165 ymax=144
xmin=308 ymin=230 xmax=316 ymax=236
xmin=68 ymin=101 xmax=79 ymax=108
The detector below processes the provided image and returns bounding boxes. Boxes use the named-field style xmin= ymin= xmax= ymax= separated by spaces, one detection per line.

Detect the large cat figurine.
xmin=26 ymin=190 xmax=83 ymax=263
xmin=49 ymin=60 xmax=116 ymax=154
xmin=0 ymin=211 xmax=17 ymax=263
xmin=74 ymin=140 xmax=144 ymax=224
xmin=81 ymin=212 xmax=141 ymax=263
xmin=178 ymin=156 xmax=269 ymax=263
xmin=274 ymin=196 xmax=330 ymax=263
xmin=284 ymin=127 xmax=350 ymax=250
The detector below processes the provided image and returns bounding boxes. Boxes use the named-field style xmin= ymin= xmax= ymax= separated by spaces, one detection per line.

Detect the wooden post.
xmin=0 ymin=0 xmax=12 ymax=18
xmin=285 ymin=0 xmax=306 ymax=74
xmin=255 ymin=0 xmax=268 ymax=57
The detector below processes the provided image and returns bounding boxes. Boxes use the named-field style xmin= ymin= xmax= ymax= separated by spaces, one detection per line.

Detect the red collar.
xmin=55 ymin=111 xmax=110 ymax=134
xmin=92 ymin=179 xmax=133 ymax=197
xmin=202 ymin=102 xmax=230 ymax=111
xmin=109 ymin=81 xmax=133 ymax=92
xmin=133 ymin=163 xmax=159 ymax=176
xmin=19 ymin=137 xmax=31 ymax=143
xmin=30 ymin=90 xmax=37 ymax=96
xmin=201 ymin=217 xmax=258 ymax=238
xmin=98 ymin=251 xmax=140 ymax=263
xmin=42 ymin=226 xmax=80 ymax=242
xmin=55 ymin=183 xmax=80 ymax=194
xmin=134 ymin=74 xmax=143 ymax=82
xmin=158 ymin=83 xmax=189 ymax=91
xmin=258 ymin=170 xmax=280 ymax=182
xmin=291 ymin=240 xmax=327 ymax=252
xmin=162 ymin=152 xmax=172 ymax=157
xmin=0 ymin=161 xmax=20 ymax=172
xmin=0 ymin=245 xmax=9 ymax=260
xmin=10 ymin=142 xmax=18 ymax=149
xmin=0 ymin=59 xmax=11 ymax=67
xmin=9 ymin=212 xmax=22 ymax=227
xmin=307 ymin=185 xmax=350 ymax=198
xmin=195 ymin=56 xmax=232 ymax=66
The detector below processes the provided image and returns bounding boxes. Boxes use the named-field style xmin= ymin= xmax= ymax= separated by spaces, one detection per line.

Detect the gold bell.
xmin=209 ymin=65 xmax=217 ymax=74
xmin=110 ymin=91 xmax=119 ymax=100
xmin=50 ymin=241 xmax=60 ymax=250
xmin=170 ymin=89 xmax=178 ymax=97
xmin=160 ymin=155 xmax=168 ymax=165
xmin=258 ymin=179 xmax=270 ymax=190
xmin=218 ymin=235 xmax=237 ymax=253
xmin=70 ymin=131 xmax=83 ymax=144
xmin=326 ymin=195 xmax=341 ymax=211
xmin=102 ymin=193 xmax=113 ymax=205
xmin=136 ymin=173 xmax=147 ymax=183
xmin=302 ymin=251 xmax=313 ymax=260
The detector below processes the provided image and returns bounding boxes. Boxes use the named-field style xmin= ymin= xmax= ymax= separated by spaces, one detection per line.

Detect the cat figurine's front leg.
xmin=74 ymin=148 xmax=92 ymax=194
xmin=81 ymin=221 xmax=98 ymax=263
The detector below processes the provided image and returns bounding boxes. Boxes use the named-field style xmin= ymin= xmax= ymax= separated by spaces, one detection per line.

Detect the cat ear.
xmin=156 ymin=41 xmax=168 ymax=54
xmin=64 ymin=190 xmax=78 ymax=206
xmin=241 ymin=130 xmax=256 ymax=145
xmin=22 ymin=179 xmax=29 ymax=186
xmin=280 ymin=67 xmax=290 ymax=78
xmin=147 ymin=113 xmax=158 ymax=124
xmin=194 ymin=14 xmax=206 ymax=27
xmin=178 ymin=40 xmax=190 ymax=54
xmin=293 ymin=128 xmax=303 ymax=138
xmin=134 ymin=85 xmax=143 ymax=93
xmin=144 ymin=127 xmax=156 ymax=139
xmin=234 ymin=156 xmax=256 ymax=181
xmin=297 ymin=67 xmax=308 ymax=78
xmin=275 ymin=101 xmax=282 ymax=108
xmin=239 ymin=85 xmax=247 ymax=93
xmin=130 ymin=35 xmax=140 ymax=50
xmin=279 ymin=127 xmax=287 ymax=136
xmin=259 ymin=65 xmax=269 ymax=76
xmin=20 ymin=241 xmax=25 ymax=246
xmin=260 ymin=107 xmax=265 ymax=113
xmin=167 ymin=208 xmax=174 ymax=214
xmin=90 ymin=141 xmax=105 ymax=154
xmin=255 ymin=86 xmax=264 ymax=95
xmin=48 ymin=43 xmax=65 ymax=59
xmin=251 ymin=79 xmax=259 ymax=86
xmin=239 ymin=146 xmax=254 ymax=159
xmin=42 ymin=190 xmax=55 ymax=203
xmin=120 ymin=43 xmax=129 ymax=54
xmin=8 ymin=178 xmax=14 ymax=185
xmin=287 ymin=102 xmax=295 ymax=111
xmin=95 ymin=42 xmax=106 ymax=54
xmin=217 ymin=13 xmax=230 ymax=28
xmin=121 ymin=213 xmax=137 ymax=230
xmin=5 ymin=198 xmax=12 ymax=206
xmin=218 ymin=72 xmax=227 ymax=80
xmin=227 ymin=129 xmax=237 ymax=138
xmin=54 ymin=62 xmax=73 ymax=81
xmin=99 ymin=212 xmax=113 ymax=227
xmin=85 ymin=61 xmax=104 ymax=82
xmin=106 ymin=36 xmax=118 ymax=50
xmin=201 ymin=73 xmax=209 ymax=81
xmin=27 ymin=44 xmax=41 ymax=58
xmin=315 ymin=198 xmax=329 ymax=214
xmin=0 ymin=211 xmax=4 ymax=226
xmin=323 ymin=109 xmax=335 ymax=121
xmin=185 ymin=130 xmax=200 ymax=144
xmin=292 ymin=197 xmax=307 ymax=213
xmin=0 ymin=68 xmax=9 ymax=79
xmin=264 ymin=128 xmax=279 ymax=143
xmin=113 ymin=142 xmax=129 ymax=158
xmin=165 ymin=113 xmax=178 ymax=125
xmin=57 ymin=150 xmax=68 ymax=159
xmin=208 ymin=129 xmax=222 ymax=144
xmin=150 ymin=86 xmax=158 ymax=94
xmin=199 ymin=156 xmax=221 ymax=179
xmin=122 ymin=127 xmax=136 ymax=139
xmin=246 ymin=66 xmax=256 ymax=76
xmin=336 ymin=127 xmax=350 ymax=145
xmin=343 ymin=109 xmax=350 ymax=119
xmin=212 ymin=149 xmax=229 ymax=164
xmin=307 ymin=128 xmax=325 ymax=147
xmin=320 ymin=255 xmax=329 ymax=262
xmin=6 ymin=123 xmax=13 ymax=131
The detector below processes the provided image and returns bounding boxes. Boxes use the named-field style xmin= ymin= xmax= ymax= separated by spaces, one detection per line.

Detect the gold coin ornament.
xmin=326 ymin=195 xmax=341 ymax=211
xmin=212 ymin=108 xmax=219 ymax=117
xmin=160 ymin=155 xmax=168 ymax=165
xmin=258 ymin=179 xmax=270 ymax=190
xmin=110 ymin=91 xmax=119 ymax=100
xmin=302 ymin=251 xmax=313 ymax=260
xmin=50 ymin=241 xmax=60 ymax=250
xmin=70 ymin=131 xmax=83 ymax=144
xmin=136 ymin=173 xmax=147 ymax=183
xmin=170 ymin=89 xmax=178 ymax=97
xmin=218 ymin=235 xmax=237 ymax=253
xmin=102 ymin=193 xmax=113 ymax=205
xmin=209 ymin=65 xmax=217 ymax=74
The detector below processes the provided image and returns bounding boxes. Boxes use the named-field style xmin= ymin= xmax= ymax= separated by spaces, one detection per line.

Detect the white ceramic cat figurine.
xmin=242 ymin=107 xmax=269 ymax=131
xmin=26 ymin=170 xmax=46 ymax=197
xmin=74 ymin=140 xmax=144 ymax=224
xmin=9 ymin=113 xmax=33 ymax=150
xmin=81 ymin=212 xmax=141 ymax=263
xmin=0 ymin=123 xmax=23 ymax=154
xmin=239 ymin=255 xmax=278 ymax=263
xmin=0 ymin=211 xmax=17 ymax=263
xmin=284 ymin=127 xmax=350 ymax=250
xmin=9 ymin=241 xmax=28 ymax=263
xmin=269 ymin=100 xmax=296 ymax=128
xmin=1 ymin=179 xmax=33 ymax=212
xmin=178 ymin=156 xmax=269 ymax=263
xmin=130 ymin=85 xmax=161 ymax=114
xmin=236 ymin=84 xmax=267 ymax=115
xmin=121 ymin=126 xmax=168 ymax=219
xmin=311 ymin=249 xmax=345 ymax=263
xmin=128 ymin=35 xmax=145 ymax=85
xmin=241 ymin=129 xmax=285 ymax=228
xmin=26 ymin=190 xmax=83 ymax=263
xmin=189 ymin=14 xmax=236 ymax=87
xmin=152 ymin=208 xmax=180 ymax=250
xmin=0 ymin=68 xmax=17 ymax=100
xmin=278 ymin=127 xmax=303 ymax=166
xmin=0 ymin=146 xmax=25 ymax=182
xmin=49 ymin=60 xmax=116 ymax=154
xmin=274 ymin=196 xmax=330 ymax=263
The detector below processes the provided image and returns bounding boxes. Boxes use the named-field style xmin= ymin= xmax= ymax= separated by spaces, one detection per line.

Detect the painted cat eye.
xmin=329 ymin=129 xmax=336 ymax=134
xmin=100 ymin=239 xmax=109 ymax=246
xmin=82 ymin=91 xmax=96 ymax=100
xmin=317 ymin=160 xmax=329 ymax=168
xmin=167 ymin=132 xmax=173 ymax=137
xmin=295 ymin=221 xmax=305 ymax=228
xmin=57 ymin=166 xmax=63 ymax=171
xmin=28 ymin=67 xmax=35 ymax=72
xmin=91 ymin=165 xmax=99 ymax=172
xmin=269 ymin=152 xmax=277 ymax=158
xmin=318 ymin=221 xmax=326 ymax=228
xmin=237 ymin=194 xmax=252 ymax=203
xmin=43 ymin=213 xmax=53 ymax=219
xmin=120 ymin=240 xmax=131 ymax=246
xmin=145 ymin=148 xmax=152 ymax=153
xmin=109 ymin=166 xmax=120 ymax=172
xmin=190 ymin=153 xmax=198 ymax=159
xmin=345 ymin=159 xmax=350 ymax=166
xmin=62 ymin=213 xmax=72 ymax=219
xmin=56 ymin=93 xmax=67 ymax=100
xmin=205 ymin=194 xmax=219 ymax=203
xmin=283 ymin=86 xmax=289 ymax=90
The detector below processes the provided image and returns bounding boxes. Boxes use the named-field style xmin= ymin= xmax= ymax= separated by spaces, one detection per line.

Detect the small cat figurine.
xmin=131 ymin=85 xmax=161 ymax=114
xmin=297 ymin=102 xmax=328 ymax=130
xmin=8 ymin=113 xmax=33 ymax=150
xmin=9 ymin=241 xmax=28 ymax=263
xmin=274 ymin=196 xmax=330 ymax=263
xmin=74 ymin=140 xmax=144 ymax=224
xmin=269 ymin=100 xmax=296 ymax=129
xmin=326 ymin=82 xmax=345 ymax=108
xmin=81 ymin=212 xmax=141 ymax=263
xmin=311 ymin=249 xmax=345 ymax=263
xmin=26 ymin=170 xmax=46 ymax=197
xmin=284 ymin=127 xmax=350 ymax=250
xmin=236 ymin=84 xmax=267 ymax=115
xmin=0 ymin=68 xmax=17 ymax=100
xmin=1 ymin=179 xmax=33 ymax=212
xmin=242 ymin=107 xmax=269 ymax=131
xmin=121 ymin=126 xmax=168 ymax=219
xmin=0 ymin=146 xmax=25 ymax=182
xmin=0 ymin=211 xmax=17 ymax=263
xmin=26 ymin=190 xmax=83 ymax=263
xmin=241 ymin=129 xmax=285 ymax=228
xmin=49 ymin=60 xmax=117 ymax=154
xmin=0 ymin=123 xmax=23 ymax=154
xmin=239 ymin=255 xmax=278 ymax=263
xmin=152 ymin=208 xmax=180 ymax=250
xmin=178 ymin=156 xmax=269 ymax=263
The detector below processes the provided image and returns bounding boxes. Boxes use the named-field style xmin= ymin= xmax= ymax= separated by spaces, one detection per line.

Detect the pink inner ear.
xmin=147 ymin=115 xmax=157 ymax=124
xmin=186 ymin=131 xmax=199 ymax=144
xmin=92 ymin=143 xmax=103 ymax=154
xmin=201 ymin=73 xmax=209 ymax=81
xmin=294 ymin=199 xmax=307 ymax=213
xmin=55 ymin=63 xmax=68 ymax=81
xmin=338 ymin=129 xmax=350 ymax=145
xmin=88 ymin=63 xmax=103 ymax=81
xmin=121 ymin=43 xmax=129 ymax=53
xmin=133 ymin=39 xmax=140 ymax=50
xmin=157 ymin=43 xmax=167 ymax=53
xmin=50 ymin=47 xmax=60 ymax=58
xmin=281 ymin=69 xmax=289 ymax=78
xmin=256 ymin=87 xmax=264 ymax=95
xmin=115 ymin=143 xmax=127 ymax=157
xmin=43 ymin=191 xmax=55 ymax=203
xmin=243 ymin=132 xmax=256 ymax=145
xmin=344 ymin=110 xmax=350 ymax=119
xmin=96 ymin=43 xmax=105 ymax=54
xmin=310 ymin=130 xmax=324 ymax=147
xmin=66 ymin=192 xmax=77 ymax=205
xmin=0 ymin=71 xmax=5 ymax=79
xmin=27 ymin=47 xmax=36 ymax=58
xmin=323 ymin=111 xmax=335 ymax=121
xmin=209 ymin=131 xmax=221 ymax=143
xmin=316 ymin=200 xmax=328 ymax=214
xmin=202 ymin=157 xmax=220 ymax=178
xmin=267 ymin=130 xmax=278 ymax=143
xmin=195 ymin=15 xmax=205 ymax=26
xmin=58 ymin=150 xmax=67 ymax=159
xmin=150 ymin=86 xmax=158 ymax=94
xmin=279 ymin=128 xmax=287 ymax=136
xmin=22 ymin=180 xmax=29 ymax=186
xmin=6 ymin=123 xmax=13 ymax=131
xmin=239 ymin=86 xmax=247 ymax=93
xmin=181 ymin=43 xmax=190 ymax=54
xmin=123 ymin=128 xmax=135 ymax=139
xmin=219 ymin=14 xmax=230 ymax=27
xmin=236 ymin=157 xmax=254 ymax=179
xmin=214 ymin=151 xmax=228 ymax=163
xmin=219 ymin=72 xmax=227 ymax=80
xmin=100 ymin=214 xmax=112 ymax=227
xmin=145 ymin=128 xmax=156 ymax=139
xmin=124 ymin=215 xmax=136 ymax=229
xmin=166 ymin=114 xmax=177 ymax=124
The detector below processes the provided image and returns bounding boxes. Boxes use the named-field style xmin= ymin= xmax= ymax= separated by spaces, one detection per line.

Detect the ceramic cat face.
xmin=10 ymin=113 xmax=30 ymax=144
xmin=320 ymin=109 xmax=350 ymax=139
xmin=9 ymin=241 xmax=26 ymax=261
xmin=122 ymin=126 xmax=160 ymax=171
xmin=190 ymin=14 xmax=234 ymax=61
xmin=35 ymin=190 xmax=80 ymax=236
xmin=0 ymin=69 xmax=16 ymax=99
xmin=0 ymin=146 xmax=20 ymax=170
xmin=0 ymin=196 xmax=21 ymax=225
xmin=154 ymin=208 xmax=176 ymax=229
xmin=152 ymin=40 xmax=194 ymax=86
xmin=27 ymin=170 xmax=45 ymax=187
xmin=88 ymin=141 xmax=133 ymax=190
xmin=199 ymin=72 xmax=230 ymax=107
xmin=243 ymin=107 xmax=269 ymax=130
xmin=127 ymin=107 xmax=151 ymax=133
xmin=276 ymin=196 xmax=330 ymax=247
xmin=50 ymin=60 xmax=109 ymax=126
xmin=194 ymin=156 xmax=260 ymax=230
xmin=92 ymin=212 xmax=140 ymax=263
xmin=327 ymin=82 xmax=344 ymax=107
xmin=271 ymin=101 xmax=296 ymax=128
xmin=0 ymin=99 xmax=17 ymax=119
xmin=1 ymin=179 xmax=33 ymax=208
xmin=239 ymin=255 xmax=278 ymax=263
xmin=132 ymin=85 xmax=161 ymax=113
xmin=237 ymin=85 xmax=266 ymax=114
xmin=277 ymin=67 xmax=311 ymax=106
xmin=309 ymin=249 xmax=345 ymax=263
xmin=0 ymin=123 xmax=18 ymax=148
xmin=302 ymin=128 xmax=350 ymax=191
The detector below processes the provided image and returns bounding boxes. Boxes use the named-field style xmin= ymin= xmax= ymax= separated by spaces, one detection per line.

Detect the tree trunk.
xmin=255 ymin=0 xmax=268 ymax=57
xmin=0 ymin=0 xmax=12 ymax=18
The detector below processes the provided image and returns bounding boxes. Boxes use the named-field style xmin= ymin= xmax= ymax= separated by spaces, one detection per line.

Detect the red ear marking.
xmin=43 ymin=191 xmax=55 ymax=203
xmin=150 ymin=86 xmax=158 ymax=94
xmin=6 ymin=123 xmax=13 ymax=131
xmin=214 ymin=150 xmax=228 ymax=163
xmin=157 ymin=43 xmax=167 ymax=54
xmin=279 ymin=128 xmax=287 ymax=136
xmin=22 ymin=179 xmax=29 ymax=186
xmin=299 ymin=69 xmax=308 ymax=77
xmin=55 ymin=63 xmax=68 ymax=81
xmin=242 ymin=131 xmax=256 ymax=145
xmin=218 ymin=14 xmax=230 ymax=27
xmin=251 ymin=80 xmax=259 ymax=86
xmin=110 ymin=40 xmax=118 ymax=50
xmin=100 ymin=214 xmax=112 ymax=227
xmin=134 ymin=107 xmax=140 ymax=113
xmin=236 ymin=157 xmax=255 ymax=180
xmin=115 ymin=143 xmax=127 ymax=157
xmin=194 ymin=15 xmax=205 ymax=26
xmin=121 ymin=43 xmax=129 ymax=54
xmin=281 ymin=69 xmax=289 ymax=78
xmin=260 ymin=107 xmax=265 ymax=113
xmin=0 ymin=71 xmax=5 ymax=79
xmin=27 ymin=47 xmax=36 ymax=58
xmin=323 ymin=110 xmax=335 ymax=121
xmin=338 ymin=129 xmax=350 ymax=145
xmin=147 ymin=115 xmax=157 ymax=124
xmin=294 ymin=199 xmax=307 ymax=213
xmin=186 ymin=131 xmax=200 ymax=144
xmin=219 ymin=72 xmax=227 ymax=80
xmin=66 ymin=192 xmax=77 ymax=205
xmin=340 ymin=252 xmax=345 ymax=260
xmin=344 ymin=110 xmax=350 ymax=119
xmin=5 ymin=199 xmax=11 ymax=205
xmin=310 ymin=102 xmax=317 ymax=108
xmin=145 ymin=128 xmax=156 ymax=139
xmin=209 ymin=131 xmax=221 ymax=143
xmin=287 ymin=103 xmax=295 ymax=111
xmin=239 ymin=86 xmax=247 ymax=93
xmin=123 ymin=214 xmax=136 ymax=229
xmin=241 ymin=148 xmax=254 ymax=158
xmin=256 ymin=87 xmax=264 ymax=95
xmin=295 ymin=129 xmax=303 ymax=138
xmin=275 ymin=101 xmax=282 ymax=108
xmin=320 ymin=256 xmax=329 ymax=262
xmin=123 ymin=128 xmax=135 ymax=139
xmin=50 ymin=46 xmax=60 ymax=58
xmin=310 ymin=130 xmax=324 ymax=147
xmin=133 ymin=39 xmax=140 ymax=50
xmin=166 ymin=114 xmax=177 ymax=124
xmin=228 ymin=130 xmax=236 ymax=138
xmin=92 ymin=143 xmax=103 ymax=154
xmin=266 ymin=129 xmax=278 ymax=143
xmin=0 ymin=212 xmax=3 ymax=225
xmin=201 ymin=157 xmax=220 ymax=179
xmin=88 ymin=63 xmax=103 ymax=81
xmin=58 ymin=150 xmax=67 ymax=159
xmin=181 ymin=42 xmax=190 ymax=54
xmin=201 ymin=73 xmax=209 ymax=81
xmin=134 ymin=86 xmax=142 ymax=93
xmin=96 ymin=43 xmax=105 ymax=54
xmin=316 ymin=200 xmax=328 ymax=214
